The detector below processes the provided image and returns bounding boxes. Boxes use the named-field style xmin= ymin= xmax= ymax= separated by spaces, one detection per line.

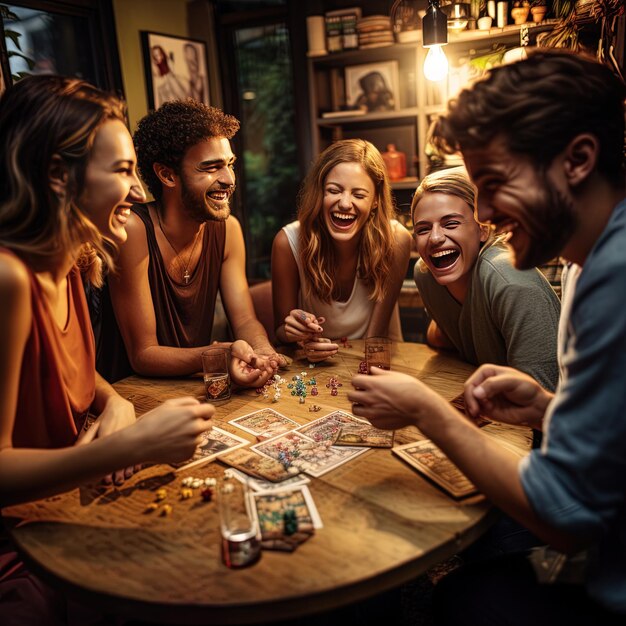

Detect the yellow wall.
xmin=112 ymin=0 xmax=189 ymax=131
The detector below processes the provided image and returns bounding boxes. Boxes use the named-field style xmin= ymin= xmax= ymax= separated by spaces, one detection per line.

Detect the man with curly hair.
xmin=102 ymin=100 xmax=281 ymax=386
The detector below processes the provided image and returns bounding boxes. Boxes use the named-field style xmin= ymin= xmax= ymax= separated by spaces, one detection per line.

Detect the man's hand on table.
xmin=229 ymin=339 xmax=276 ymax=388
xmin=349 ymin=368 xmax=445 ymax=431
xmin=464 ymin=364 xmax=552 ymax=431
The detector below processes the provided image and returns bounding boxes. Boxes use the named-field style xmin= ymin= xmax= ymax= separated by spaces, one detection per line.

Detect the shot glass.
xmin=218 ymin=475 xmax=261 ymax=568
xmin=202 ymin=347 xmax=231 ymax=403
xmin=364 ymin=336 xmax=392 ymax=373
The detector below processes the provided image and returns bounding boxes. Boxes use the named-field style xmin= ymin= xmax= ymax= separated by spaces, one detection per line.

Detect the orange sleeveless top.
xmin=5 ymin=251 xmax=96 ymax=448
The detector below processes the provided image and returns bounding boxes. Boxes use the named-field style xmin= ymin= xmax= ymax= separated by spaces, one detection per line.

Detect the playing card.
xmin=227 ymin=468 xmax=310 ymax=492
xmin=219 ymin=446 xmax=302 ymax=482
xmin=172 ymin=426 xmax=249 ymax=471
xmin=229 ymin=408 xmax=299 ymax=439
xmin=248 ymin=486 xmax=318 ymax=553
xmin=393 ymin=439 xmax=478 ymax=498
xmin=251 ymin=430 xmax=367 ymax=477
xmin=334 ymin=422 xmax=395 ymax=448
xmin=296 ymin=410 xmax=363 ymax=443
xmin=450 ymin=393 xmax=491 ymax=427
xmin=250 ymin=485 xmax=322 ymax=535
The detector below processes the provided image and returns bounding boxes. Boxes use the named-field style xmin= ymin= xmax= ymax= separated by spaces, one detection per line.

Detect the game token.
xmin=155 ymin=488 xmax=167 ymax=501
xmin=160 ymin=504 xmax=173 ymax=516
xmin=283 ymin=509 xmax=299 ymax=535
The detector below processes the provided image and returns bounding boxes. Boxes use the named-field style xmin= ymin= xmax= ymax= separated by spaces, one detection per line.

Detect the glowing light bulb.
xmin=424 ymin=45 xmax=449 ymax=82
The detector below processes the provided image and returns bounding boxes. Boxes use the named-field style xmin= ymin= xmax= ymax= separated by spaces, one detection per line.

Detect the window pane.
xmin=234 ymin=23 xmax=299 ymax=279
xmin=4 ymin=5 xmax=95 ymax=83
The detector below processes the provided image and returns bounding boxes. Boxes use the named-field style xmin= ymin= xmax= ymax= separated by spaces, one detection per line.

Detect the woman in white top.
xmin=272 ymin=139 xmax=411 ymax=361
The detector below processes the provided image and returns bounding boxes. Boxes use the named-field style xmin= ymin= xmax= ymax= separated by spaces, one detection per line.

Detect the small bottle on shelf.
xmin=382 ymin=144 xmax=407 ymax=181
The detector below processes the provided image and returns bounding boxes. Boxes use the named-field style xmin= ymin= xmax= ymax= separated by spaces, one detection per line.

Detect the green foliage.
xmin=1 ymin=3 xmax=35 ymax=82
xmin=236 ymin=30 xmax=300 ymax=278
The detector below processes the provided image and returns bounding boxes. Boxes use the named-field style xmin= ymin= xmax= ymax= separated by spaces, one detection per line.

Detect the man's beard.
xmin=180 ymin=176 xmax=233 ymax=223
xmin=516 ymin=171 xmax=578 ymax=270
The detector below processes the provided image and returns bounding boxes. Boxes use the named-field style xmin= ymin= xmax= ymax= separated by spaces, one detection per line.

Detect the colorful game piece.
xmin=283 ymin=509 xmax=299 ymax=535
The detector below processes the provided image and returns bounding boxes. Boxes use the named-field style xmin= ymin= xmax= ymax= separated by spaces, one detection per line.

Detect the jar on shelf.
xmin=382 ymin=144 xmax=407 ymax=180
xmin=390 ymin=0 xmax=421 ymax=43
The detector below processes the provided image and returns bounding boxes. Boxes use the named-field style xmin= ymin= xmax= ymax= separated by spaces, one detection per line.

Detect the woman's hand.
xmin=464 ymin=364 xmax=553 ymax=430
xmin=130 ymin=397 xmax=214 ymax=464
xmin=299 ymin=337 xmax=339 ymax=363
xmin=77 ymin=395 xmax=139 ymax=486
xmin=283 ymin=309 xmax=324 ymax=343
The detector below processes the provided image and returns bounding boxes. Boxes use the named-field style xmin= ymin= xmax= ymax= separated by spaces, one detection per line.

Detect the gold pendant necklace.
xmin=155 ymin=209 xmax=203 ymax=285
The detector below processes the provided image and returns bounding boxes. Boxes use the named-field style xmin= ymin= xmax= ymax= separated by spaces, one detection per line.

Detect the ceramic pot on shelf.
xmin=511 ymin=5 xmax=530 ymax=24
xmin=530 ymin=4 xmax=547 ymax=22
xmin=382 ymin=144 xmax=407 ymax=181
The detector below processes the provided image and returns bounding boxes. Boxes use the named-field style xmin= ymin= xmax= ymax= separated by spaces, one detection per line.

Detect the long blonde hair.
xmin=297 ymin=139 xmax=396 ymax=303
xmin=0 ymin=75 xmax=127 ymax=286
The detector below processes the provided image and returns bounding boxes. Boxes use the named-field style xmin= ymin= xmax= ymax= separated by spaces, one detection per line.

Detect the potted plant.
xmin=511 ymin=0 xmax=530 ymax=24
xmin=530 ymin=0 xmax=548 ymax=22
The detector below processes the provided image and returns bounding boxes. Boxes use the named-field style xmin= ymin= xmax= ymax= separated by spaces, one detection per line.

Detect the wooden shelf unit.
xmin=306 ymin=21 xmax=556 ymax=182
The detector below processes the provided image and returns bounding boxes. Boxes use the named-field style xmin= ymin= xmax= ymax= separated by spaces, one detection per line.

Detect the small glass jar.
xmin=218 ymin=475 xmax=261 ymax=568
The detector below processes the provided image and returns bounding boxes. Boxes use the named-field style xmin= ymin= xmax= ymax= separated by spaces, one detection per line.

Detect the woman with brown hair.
xmin=272 ymin=139 xmax=410 ymax=361
xmin=0 ymin=73 xmax=215 ymax=623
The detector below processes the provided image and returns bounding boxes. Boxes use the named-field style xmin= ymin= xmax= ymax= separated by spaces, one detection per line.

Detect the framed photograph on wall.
xmin=345 ymin=60 xmax=399 ymax=112
xmin=141 ymin=31 xmax=210 ymax=110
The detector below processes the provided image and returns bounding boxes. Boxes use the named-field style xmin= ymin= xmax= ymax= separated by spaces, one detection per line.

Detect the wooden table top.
xmin=2 ymin=341 xmax=532 ymax=624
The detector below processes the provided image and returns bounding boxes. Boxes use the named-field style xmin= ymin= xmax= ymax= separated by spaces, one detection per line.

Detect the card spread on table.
xmin=219 ymin=447 xmax=300 ymax=482
xmin=334 ymin=422 xmax=395 ymax=448
xmin=227 ymin=467 xmax=310 ymax=492
xmin=172 ymin=426 xmax=249 ymax=471
xmin=296 ymin=410 xmax=364 ymax=443
xmin=229 ymin=408 xmax=299 ymax=439
xmin=393 ymin=439 xmax=478 ymax=498
xmin=251 ymin=430 xmax=367 ymax=478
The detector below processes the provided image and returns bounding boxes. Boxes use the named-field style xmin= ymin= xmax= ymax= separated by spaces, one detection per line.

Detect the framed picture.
xmin=141 ymin=31 xmax=210 ymax=110
xmin=345 ymin=60 xmax=399 ymax=112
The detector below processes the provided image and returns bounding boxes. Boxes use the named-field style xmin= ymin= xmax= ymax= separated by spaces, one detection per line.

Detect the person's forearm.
xmin=233 ymin=318 xmax=274 ymax=353
xmin=419 ymin=403 xmax=581 ymax=553
xmin=92 ymin=373 xmax=130 ymax=413
xmin=129 ymin=345 xmax=207 ymax=377
xmin=274 ymin=323 xmax=293 ymax=345
xmin=0 ymin=427 xmax=141 ymax=506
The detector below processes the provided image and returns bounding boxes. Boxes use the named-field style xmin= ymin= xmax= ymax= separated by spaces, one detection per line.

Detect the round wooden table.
xmin=2 ymin=341 xmax=532 ymax=624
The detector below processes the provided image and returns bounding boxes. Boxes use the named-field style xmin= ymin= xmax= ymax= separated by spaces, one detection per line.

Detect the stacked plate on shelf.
xmin=357 ymin=15 xmax=394 ymax=48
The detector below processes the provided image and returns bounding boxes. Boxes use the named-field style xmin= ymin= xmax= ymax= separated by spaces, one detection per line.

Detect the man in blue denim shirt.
xmin=349 ymin=49 xmax=626 ymax=624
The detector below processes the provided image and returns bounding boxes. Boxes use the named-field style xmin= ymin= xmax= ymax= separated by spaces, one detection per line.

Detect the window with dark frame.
xmin=213 ymin=0 xmax=306 ymax=281
xmin=0 ymin=0 xmax=122 ymax=93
